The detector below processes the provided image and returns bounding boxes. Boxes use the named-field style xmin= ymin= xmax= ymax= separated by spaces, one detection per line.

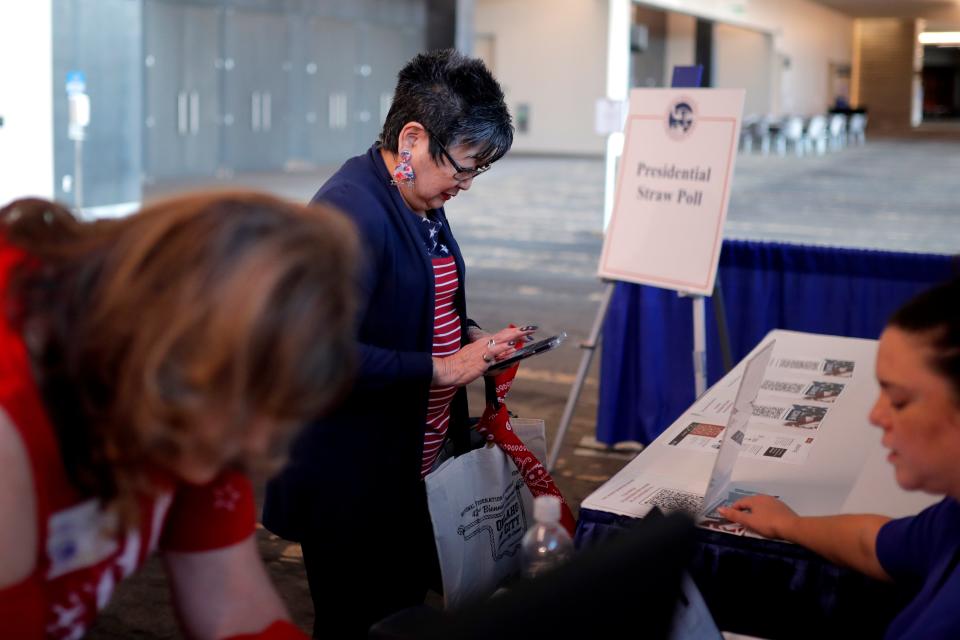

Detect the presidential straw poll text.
xmin=635 ymin=162 xmax=712 ymax=206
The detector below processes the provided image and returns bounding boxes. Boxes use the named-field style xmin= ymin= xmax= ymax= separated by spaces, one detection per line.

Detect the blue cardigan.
xmin=263 ymin=144 xmax=474 ymax=542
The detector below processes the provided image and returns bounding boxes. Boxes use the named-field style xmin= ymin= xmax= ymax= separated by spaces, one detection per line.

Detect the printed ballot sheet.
xmin=582 ymin=330 xmax=940 ymax=535
xmin=702 ymin=340 xmax=775 ymax=515
xmin=584 ymin=472 xmax=705 ymax=519
xmin=585 ymin=340 xmax=773 ymax=520
xmin=668 ymin=421 xmax=725 ymax=452
xmin=699 ymin=487 xmax=772 ymax=536
xmin=665 ymin=348 xmax=859 ymax=465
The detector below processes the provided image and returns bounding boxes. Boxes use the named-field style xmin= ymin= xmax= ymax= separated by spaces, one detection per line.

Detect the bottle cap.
xmin=533 ymin=495 xmax=561 ymax=523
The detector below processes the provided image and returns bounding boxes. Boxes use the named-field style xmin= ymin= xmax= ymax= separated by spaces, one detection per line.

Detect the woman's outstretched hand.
xmin=717 ymin=494 xmax=799 ymax=539
xmin=432 ymin=325 xmax=536 ymax=387
xmin=717 ymin=495 xmax=892 ymax=581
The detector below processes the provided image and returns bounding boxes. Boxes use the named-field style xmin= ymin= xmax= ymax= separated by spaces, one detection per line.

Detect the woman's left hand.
xmin=467 ymin=324 xmax=537 ymax=347
xmin=469 ymin=325 xmax=538 ymax=366
xmin=432 ymin=325 xmax=535 ymax=387
xmin=717 ymin=495 xmax=799 ymax=539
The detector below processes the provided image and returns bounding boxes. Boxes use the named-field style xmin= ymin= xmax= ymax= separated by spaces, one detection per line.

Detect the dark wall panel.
xmin=54 ymin=0 xmax=429 ymax=191
xmin=695 ymin=17 xmax=714 ymax=88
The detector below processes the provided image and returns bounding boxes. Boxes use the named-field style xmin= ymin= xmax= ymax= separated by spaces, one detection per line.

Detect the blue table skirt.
xmin=598 ymin=239 xmax=958 ymax=445
xmin=576 ymin=508 xmax=910 ymax=638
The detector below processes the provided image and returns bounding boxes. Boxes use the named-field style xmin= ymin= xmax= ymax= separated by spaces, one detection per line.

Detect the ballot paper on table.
xmin=582 ymin=341 xmax=775 ymax=520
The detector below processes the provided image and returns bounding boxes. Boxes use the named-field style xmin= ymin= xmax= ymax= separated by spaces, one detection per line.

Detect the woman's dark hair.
xmin=2 ymin=192 xmax=358 ymax=525
xmin=889 ymin=277 xmax=960 ymax=399
xmin=379 ymin=49 xmax=513 ymax=167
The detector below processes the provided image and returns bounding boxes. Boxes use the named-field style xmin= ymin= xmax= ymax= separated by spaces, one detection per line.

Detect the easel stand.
xmin=546 ymin=64 xmax=738 ymax=472
xmin=683 ymin=284 xmax=734 ymax=398
xmin=547 ymin=280 xmax=615 ymax=471
xmin=546 ymin=280 xmax=732 ymax=471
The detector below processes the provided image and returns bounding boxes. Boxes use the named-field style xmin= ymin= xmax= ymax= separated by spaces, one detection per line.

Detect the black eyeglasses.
xmin=429 ymin=133 xmax=491 ymax=182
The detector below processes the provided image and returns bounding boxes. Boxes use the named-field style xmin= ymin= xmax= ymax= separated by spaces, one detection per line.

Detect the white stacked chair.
xmin=828 ymin=113 xmax=847 ymax=151
xmin=776 ymin=115 xmax=806 ymax=157
xmin=804 ymin=115 xmax=828 ymax=156
xmin=739 ymin=115 xmax=760 ymax=153
xmin=847 ymin=113 xmax=868 ymax=146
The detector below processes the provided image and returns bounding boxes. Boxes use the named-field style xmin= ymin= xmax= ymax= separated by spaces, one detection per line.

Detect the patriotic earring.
xmin=391 ymin=149 xmax=415 ymax=185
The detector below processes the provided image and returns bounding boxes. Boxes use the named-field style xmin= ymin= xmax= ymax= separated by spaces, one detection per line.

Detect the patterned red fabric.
xmin=159 ymin=470 xmax=256 ymax=552
xmin=475 ymin=363 xmax=577 ymax=537
xmin=0 ymin=237 xmax=255 ymax=639
xmin=421 ymin=255 xmax=461 ymax=477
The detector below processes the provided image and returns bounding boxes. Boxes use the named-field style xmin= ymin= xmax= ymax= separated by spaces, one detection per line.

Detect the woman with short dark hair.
xmin=0 ymin=192 xmax=358 ymax=638
xmin=720 ymin=277 xmax=960 ymax=638
xmin=263 ymin=49 xmax=531 ymax=637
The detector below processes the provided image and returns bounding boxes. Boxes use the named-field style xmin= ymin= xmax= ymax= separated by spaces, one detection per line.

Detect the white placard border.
xmin=598 ymin=112 xmax=740 ymax=295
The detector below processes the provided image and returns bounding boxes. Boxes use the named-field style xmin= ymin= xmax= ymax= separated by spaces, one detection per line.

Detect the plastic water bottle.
xmin=520 ymin=495 xmax=573 ymax=579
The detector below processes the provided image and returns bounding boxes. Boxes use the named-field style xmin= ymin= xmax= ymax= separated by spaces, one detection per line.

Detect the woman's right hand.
xmin=717 ymin=494 xmax=800 ymax=540
xmin=432 ymin=325 xmax=533 ymax=387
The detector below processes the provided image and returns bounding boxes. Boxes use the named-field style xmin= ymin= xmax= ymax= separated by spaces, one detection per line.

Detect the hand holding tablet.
xmin=486 ymin=332 xmax=567 ymax=374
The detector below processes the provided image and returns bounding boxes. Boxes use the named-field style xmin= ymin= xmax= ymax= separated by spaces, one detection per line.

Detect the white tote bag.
xmin=425 ymin=418 xmax=546 ymax=610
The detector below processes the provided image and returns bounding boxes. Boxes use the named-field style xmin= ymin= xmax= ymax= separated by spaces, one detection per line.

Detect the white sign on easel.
xmin=598 ymin=88 xmax=745 ymax=295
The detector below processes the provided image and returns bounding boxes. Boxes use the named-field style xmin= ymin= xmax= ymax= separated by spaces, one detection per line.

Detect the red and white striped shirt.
xmin=421 ymin=255 xmax=461 ymax=477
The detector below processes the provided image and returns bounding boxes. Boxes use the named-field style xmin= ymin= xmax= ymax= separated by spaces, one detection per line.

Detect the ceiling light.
xmin=919 ymin=32 xmax=960 ymax=45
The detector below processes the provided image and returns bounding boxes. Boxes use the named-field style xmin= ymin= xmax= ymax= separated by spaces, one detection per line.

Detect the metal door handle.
xmin=177 ymin=91 xmax=188 ymax=135
xmin=329 ymin=93 xmax=347 ymax=130
xmin=328 ymin=94 xmax=337 ymax=129
xmin=189 ymin=91 xmax=199 ymax=135
xmin=262 ymin=92 xmax=271 ymax=131
xmin=380 ymin=92 xmax=393 ymax=125
xmin=252 ymin=91 xmax=261 ymax=131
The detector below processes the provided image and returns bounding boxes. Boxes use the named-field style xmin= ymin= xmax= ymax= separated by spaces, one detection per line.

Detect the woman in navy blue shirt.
xmin=721 ymin=278 xmax=960 ymax=639
xmin=263 ymin=50 xmax=533 ymax=638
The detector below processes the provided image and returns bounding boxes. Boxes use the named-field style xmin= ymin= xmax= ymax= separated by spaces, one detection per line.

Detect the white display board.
xmin=597 ymin=88 xmax=745 ymax=295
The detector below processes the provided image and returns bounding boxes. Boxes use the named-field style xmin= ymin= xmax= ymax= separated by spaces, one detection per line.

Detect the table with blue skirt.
xmin=579 ymin=237 xmax=957 ymax=638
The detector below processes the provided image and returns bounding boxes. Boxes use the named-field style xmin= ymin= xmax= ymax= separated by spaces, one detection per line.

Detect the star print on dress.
xmin=47 ymin=593 xmax=87 ymax=640
xmin=213 ymin=482 xmax=242 ymax=511
xmin=420 ymin=216 xmax=450 ymax=257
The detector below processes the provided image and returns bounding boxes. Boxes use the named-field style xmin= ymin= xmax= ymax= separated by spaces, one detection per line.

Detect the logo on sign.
xmin=666 ymin=99 xmax=696 ymax=140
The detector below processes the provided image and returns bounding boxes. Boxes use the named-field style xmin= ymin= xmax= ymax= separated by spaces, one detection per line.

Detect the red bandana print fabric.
xmin=475 ymin=363 xmax=577 ymax=537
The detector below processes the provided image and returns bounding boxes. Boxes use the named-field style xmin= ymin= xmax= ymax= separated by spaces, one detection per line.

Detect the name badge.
xmin=46 ymin=500 xmax=119 ymax=579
